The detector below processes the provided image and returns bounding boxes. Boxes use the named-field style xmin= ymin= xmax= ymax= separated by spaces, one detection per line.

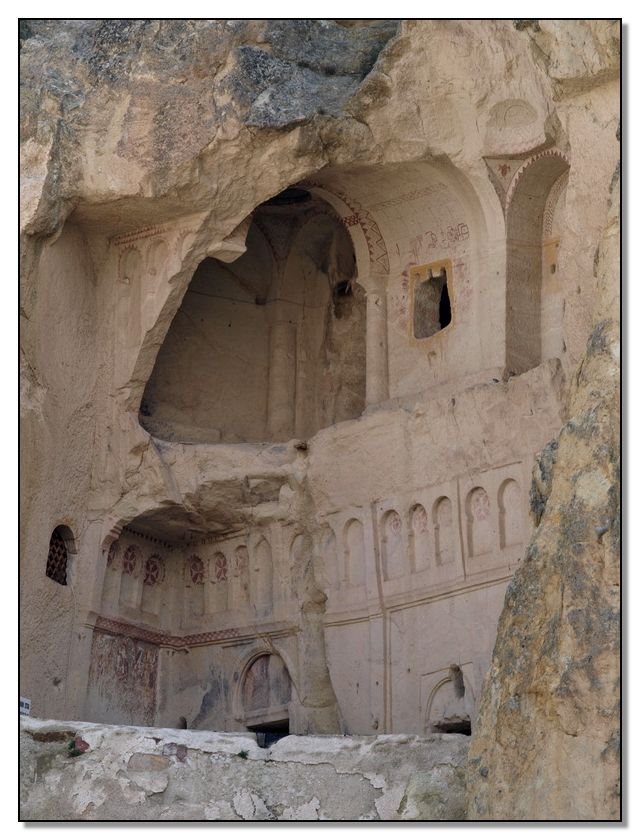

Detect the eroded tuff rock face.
xmin=467 ymin=175 xmax=620 ymax=821
xmin=20 ymin=19 xmax=620 ymax=821
xmin=20 ymin=19 xmax=398 ymax=236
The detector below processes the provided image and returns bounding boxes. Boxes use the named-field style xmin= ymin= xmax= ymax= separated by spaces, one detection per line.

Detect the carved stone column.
xmin=363 ymin=274 xmax=389 ymax=406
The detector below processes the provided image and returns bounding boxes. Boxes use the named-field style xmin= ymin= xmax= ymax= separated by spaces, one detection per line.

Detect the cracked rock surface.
xmin=21 ymin=717 xmax=467 ymax=821
xmin=466 ymin=173 xmax=620 ymax=821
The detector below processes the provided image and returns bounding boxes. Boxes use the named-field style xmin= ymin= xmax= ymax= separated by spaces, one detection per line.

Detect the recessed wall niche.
xmin=139 ymin=190 xmax=366 ymax=444
xmin=505 ymin=151 xmax=570 ymax=375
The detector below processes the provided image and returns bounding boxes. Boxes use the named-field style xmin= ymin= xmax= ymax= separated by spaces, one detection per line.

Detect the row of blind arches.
xmin=105 ymin=539 xmax=275 ymax=617
xmin=340 ymin=479 xmax=523 ymax=585
xmin=340 ymin=497 xmax=455 ymax=587
xmin=47 ymin=482 xmax=521 ymax=594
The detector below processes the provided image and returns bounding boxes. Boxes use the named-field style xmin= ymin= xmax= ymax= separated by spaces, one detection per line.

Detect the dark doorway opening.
xmin=431 ymin=718 xmax=471 ymax=736
xmin=413 ymin=268 xmax=452 ymax=339
xmin=248 ymin=719 xmax=290 ymax=748
xmin=438 ymin=277 xmax=452 ymax=329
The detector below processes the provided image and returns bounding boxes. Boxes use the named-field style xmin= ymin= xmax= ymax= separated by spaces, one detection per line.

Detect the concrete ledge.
xmin=20 ymin=717 xmax=468 ymax=821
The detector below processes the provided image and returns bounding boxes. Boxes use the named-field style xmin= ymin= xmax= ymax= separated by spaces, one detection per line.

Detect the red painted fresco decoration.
xmin=122 ymin=545 xmax=139 ymax=576
xmin=214 ymin=552 xmax=228 ymax=582
xmin=144 ymin=554 xmax=164 ymax=586
xmin=188 ymin=555 xmax=205 ymax=585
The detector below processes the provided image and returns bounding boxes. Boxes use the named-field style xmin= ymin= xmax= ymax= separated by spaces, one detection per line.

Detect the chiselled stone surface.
xmin=20 ymin=718 xmax=468 ymax=821
xmin=20 ymin=19 xmax=619 ymax=821
xmin=467 ymin=173 xmax=620 ymax=821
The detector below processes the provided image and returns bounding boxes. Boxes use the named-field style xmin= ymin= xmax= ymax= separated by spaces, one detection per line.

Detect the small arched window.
xmin=46 ymin=527 xmax=70 ymax=585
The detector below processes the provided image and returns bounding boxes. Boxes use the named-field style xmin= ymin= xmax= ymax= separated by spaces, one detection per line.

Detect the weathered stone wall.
xmin=20 ymin=717 xmax=468 ymax=821
xmin=20 ymin=222 xmax=99 ymax=720
xmin=20 ymin=18 xmax=620 ymax=820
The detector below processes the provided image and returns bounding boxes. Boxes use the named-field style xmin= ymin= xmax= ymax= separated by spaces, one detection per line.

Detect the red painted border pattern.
xmin=93 ymin=616 xmax=295 ymax=649
xmin=112 ymin=224 xmax=171 ymax=247
xmin=303 ymin=181 xmax=390 ymax=274
xmin=121 ymin=526 xmax=175 ymax=550
xmin=93 ymin=616 xmax=241 ymax=647
xmin=504 ymin=148 xmax=570 ymax=213
xmin=543 ymin=170 xmax=569 ymax=239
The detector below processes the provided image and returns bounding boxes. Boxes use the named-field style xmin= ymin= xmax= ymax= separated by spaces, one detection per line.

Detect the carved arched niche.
xmin=381 ymin=509 xmax=404 ymax=581
xmin=498 ymin=478 xmax=524 ymax=549
xmin=183 ymin=554 xmax=206 ymax=621
xmin=343 ymin=518 xmax=366 ymax=587
xmin=425 ymin=665 xmax=475 ymax=735
xmin=408 ymin=504 xmax=429 ymax=572
xmin=141 ymin=554 xmax=165 ymax=615
xmin=139 ymin=189 xmax=365 ymax=443
xmin=505 ymin=150 xmax=570 ymax=375
xmin=466 ymin=487 xmax=497 ymax=559
xmin=239 ymin=653 xmax=292 ymax=733
xmin=211 ymin=551 xmax=230 ymax=613
xmin=433 ymin=496 xmax=454 ymax=566
xmin=119 ymin=544 xmax=142 ymax=609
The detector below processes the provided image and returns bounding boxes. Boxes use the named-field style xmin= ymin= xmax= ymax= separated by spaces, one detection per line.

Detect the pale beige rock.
xmin=20 ymin=718 xmax=468 ymax=821
xmin=20 ymin=19 xmax=619 ymax=820
xmin=466 ymin=173 xmax=620 ymax=821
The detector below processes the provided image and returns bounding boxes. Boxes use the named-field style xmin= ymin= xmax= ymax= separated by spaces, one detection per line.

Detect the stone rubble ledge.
xmin=20 ymin=717 xmax=468 ymax=821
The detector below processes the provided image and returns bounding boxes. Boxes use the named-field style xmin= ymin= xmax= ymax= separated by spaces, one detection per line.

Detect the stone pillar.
xmin=65 ymin=521 xmax=112 ymax=720
xmin=363 ymin=275 xmax=389 ymax=406
xmin=267 ymin=321 xmax=297 ymax=440
xmin=298 ymin=597 xmax=342 ymax=733
xmin=293 ymin=532 xmax=342 ymax=734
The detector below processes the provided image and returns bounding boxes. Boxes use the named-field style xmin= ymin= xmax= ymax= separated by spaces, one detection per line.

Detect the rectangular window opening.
xmin=413 ymin=267 xmax=452 ymax=339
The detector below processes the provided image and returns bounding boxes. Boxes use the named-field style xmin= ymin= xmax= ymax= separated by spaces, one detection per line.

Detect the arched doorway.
xmin=241 ymin=653 xmax=292 ymax=747
xmin=505 ymin=150 xmax=570 ymax=375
